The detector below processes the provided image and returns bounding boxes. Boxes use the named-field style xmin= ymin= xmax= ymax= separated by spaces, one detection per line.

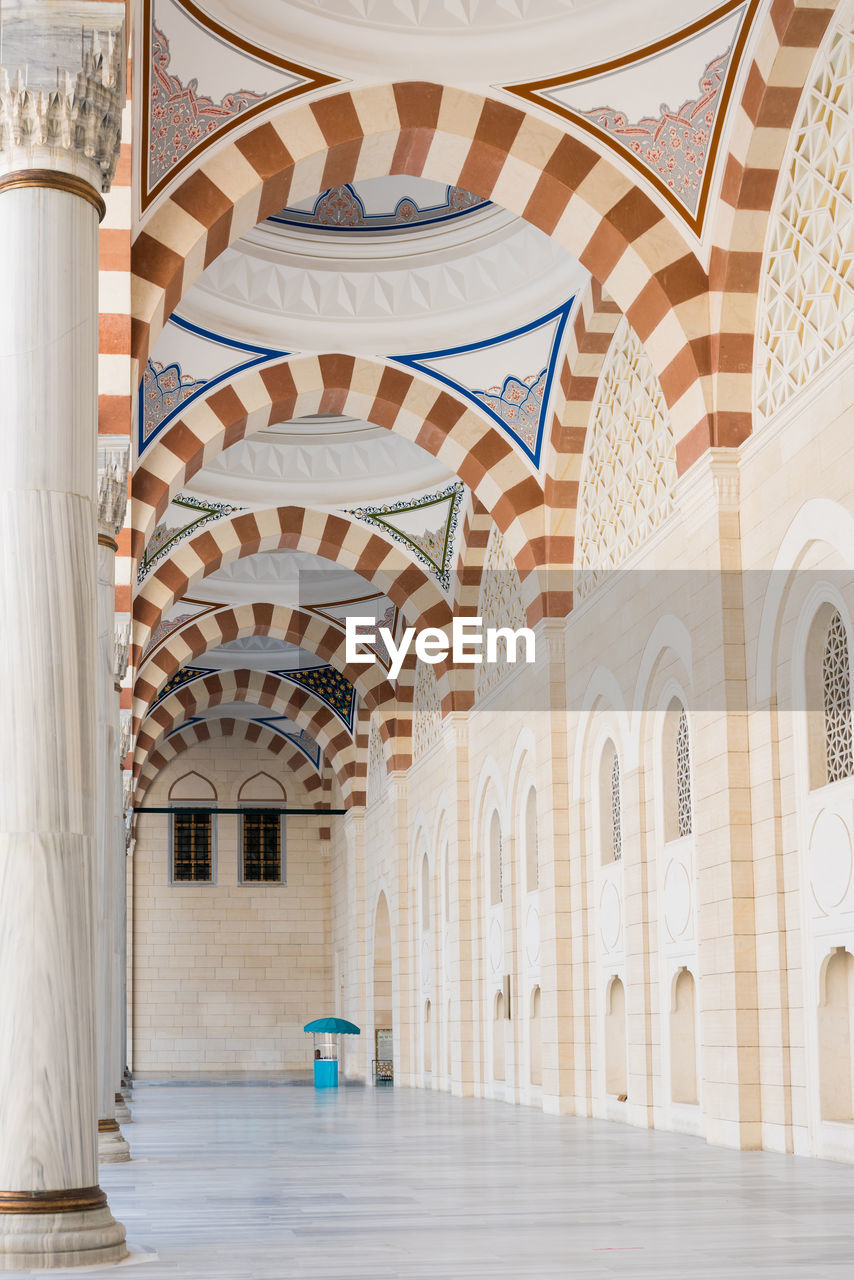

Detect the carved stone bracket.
xmin=114 ymin=620 xmax=130 ymax=685
xmin=97 ymin=445 xmax=129 ymax=543
xmin=118 ymin=714 xmax=132 ymax=764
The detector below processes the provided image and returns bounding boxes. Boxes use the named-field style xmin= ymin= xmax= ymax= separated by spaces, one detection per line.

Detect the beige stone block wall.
xmin=132 ymin=737 xmax=333 ymax=1074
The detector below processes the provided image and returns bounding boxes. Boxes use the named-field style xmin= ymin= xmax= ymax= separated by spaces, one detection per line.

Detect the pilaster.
xmin=676 ymin=449 xmax=761 ymax=1149
xmin=388 ymin=772 xmax=413 ymax=1085
xmin=533 ymin=618 xmax=578 ymax=1116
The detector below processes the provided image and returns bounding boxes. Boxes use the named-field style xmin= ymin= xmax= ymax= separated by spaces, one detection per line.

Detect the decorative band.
xmin=0 ymin=1186 xmax=108 ymax=1215
xmin=98 ymin=1118 xmax=120 ymax=1134
xmin=114 ymin=681 xmax=122 ymax=693
xmin=98 ymin=533 xmax=119 ymax=552
xmin=0 ymin=169 xmax=107 ymax=221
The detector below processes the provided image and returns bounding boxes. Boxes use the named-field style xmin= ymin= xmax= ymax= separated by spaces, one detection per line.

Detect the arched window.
xmin=664 ymin=701 xmax=693 ymax=841
xmin=675 ymin=709 xmax=692 ymax=837
xmin=823 ymin=611 xmax=854 ymax=784
xmin=421 ymin=852 xmax=431 ymax=933
xmin=524 ymin=787 xmax=538 ymax=891
xmin=600 ymin=742 xmax=622 ymax=863
xmin=489 ymin=810 xmax=503 ymax=904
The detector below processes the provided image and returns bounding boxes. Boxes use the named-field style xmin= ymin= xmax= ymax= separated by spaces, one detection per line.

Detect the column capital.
xmin=0 ymin=3 xmax=125 ymax=198
xmin=97 ymin=442 xmax=129 ymax=545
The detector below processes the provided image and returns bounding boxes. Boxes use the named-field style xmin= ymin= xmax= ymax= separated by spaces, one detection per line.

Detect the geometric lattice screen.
xmin=575 ymin=316 xmax=677 ymax=600
xmin=823 ymin=610 xmax=854 ymax=784
xmin=610 ymin=752 xmax=623 ymax=862
xmin=676 ymin=707 xmax=693 ymax=838
xmin=755 ymin=16 xmax=854 ymax=422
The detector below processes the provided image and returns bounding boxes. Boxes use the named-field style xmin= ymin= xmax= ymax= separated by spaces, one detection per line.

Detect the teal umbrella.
xmin=304 ymin=1017 xmax=360 ymax=1035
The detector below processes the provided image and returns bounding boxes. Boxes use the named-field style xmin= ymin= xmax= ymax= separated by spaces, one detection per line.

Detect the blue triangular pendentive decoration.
xmin=391 ymin=297 xmax=575 ymax=469
xmin=151 ymin=665 xmax=212 ymax=710
xmin=139 ymin=314 xmax=287 ymax=455
xmin=271 ymin=666 xmax=357 ymax=735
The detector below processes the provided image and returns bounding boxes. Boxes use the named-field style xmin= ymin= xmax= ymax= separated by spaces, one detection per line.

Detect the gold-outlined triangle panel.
xmin=141 ymin=0 xmax=341 ymax=212
xmin=502 ymin=0 xmax=761 ymax=236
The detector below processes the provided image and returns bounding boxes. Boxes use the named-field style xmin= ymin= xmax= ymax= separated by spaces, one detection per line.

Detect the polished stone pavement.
xmin=22 ymin=1083 xmax=854 ymax=1278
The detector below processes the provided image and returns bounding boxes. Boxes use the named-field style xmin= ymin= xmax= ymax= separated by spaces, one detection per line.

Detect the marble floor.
xmin=18 ymin=1084 xmax=854 ymax=1279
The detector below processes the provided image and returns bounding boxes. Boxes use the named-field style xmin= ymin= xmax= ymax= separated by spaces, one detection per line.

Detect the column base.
xmin=98 ymin=1119 xmax=130 ymax=1164
xmin=115 ymin=1092 xmax=132 ymax=1123
xmin=0 ymin=1190 xmax=127 ymax=1270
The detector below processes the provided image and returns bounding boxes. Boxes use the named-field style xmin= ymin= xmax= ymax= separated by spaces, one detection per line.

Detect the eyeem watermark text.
xmin=345 ymin=617 xmax=536 ymax=680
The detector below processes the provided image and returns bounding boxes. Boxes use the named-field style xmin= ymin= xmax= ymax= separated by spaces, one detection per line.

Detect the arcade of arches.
xmin=3 ymin=0 xmax=854 ymax=1270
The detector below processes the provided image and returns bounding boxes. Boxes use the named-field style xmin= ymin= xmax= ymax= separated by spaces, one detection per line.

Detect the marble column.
xmin=115 ymin=710 xmax=133 ymax=1122
xmin=0 ymin=4 xmax=128 ymax=1266
xmin=96 ymin=449 xmax=130 ymax=1162
xmin=114 ymin=626 xmax=133 ymax=1122
xmin=122 ymin=768 xmax=136 ymax=1086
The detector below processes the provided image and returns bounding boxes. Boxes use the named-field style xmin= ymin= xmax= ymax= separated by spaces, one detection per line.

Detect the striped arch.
xmin=709 ymin=0 xmax=836 ymax=453
xmin=134 ymin=668 xmax=366 ymax=805
xmin=132 ymin=504 xmax=454 ymax=669
xmin=133 ymin=601 xmax=398 ymax=736
xmin=132 ymin=84 xmax=711 ymax=460
xmin=135 ymin=717 xmax=323 ymax=806
xmin=132 ymin=353 xmax=546 ymax=571
xmin=538 ymin=278 xmax=623 ymax=617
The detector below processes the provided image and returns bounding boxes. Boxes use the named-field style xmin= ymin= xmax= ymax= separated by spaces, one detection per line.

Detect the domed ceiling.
xmin=269 ymin=177 xmax=490 ymax=235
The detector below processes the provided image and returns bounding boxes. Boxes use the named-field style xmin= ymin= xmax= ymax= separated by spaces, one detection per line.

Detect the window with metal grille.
xmin=171 ymin=810 xmax=213 ymax=882
xmin=241 ymin=810 xmax=283 ymax=883
xmin=611 ymin=754 xmax=622 ymax=862
xmin=824 ymin=612 xmax=854 ymax=784
xmin=676 ymin=708 xmax=693 ymax=838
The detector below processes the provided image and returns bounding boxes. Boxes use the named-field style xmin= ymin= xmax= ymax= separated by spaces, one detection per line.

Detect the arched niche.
xmin=237 ymin=771 xmax=287 ymax=803
xmin=168 ymin=770 xmax=216 ymax=802
xmin=605 ymin=975 xmax=627 ymax=1097
xmin=670 ymin=968 xmax=698 ymax=1105
xmin=424 ymin=999 xmax=432 ymax=1076
xmin=530 ymin=985 xmax=542 ymax=1088
xmin=819 ymin=948 xmax=854 ymax=1122
xmin=493 ymin=990 xmax=506 ymax=1083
